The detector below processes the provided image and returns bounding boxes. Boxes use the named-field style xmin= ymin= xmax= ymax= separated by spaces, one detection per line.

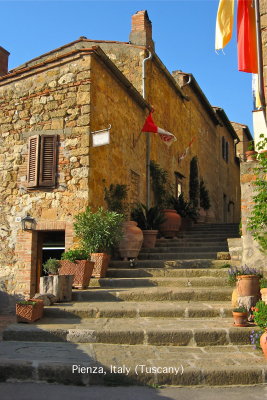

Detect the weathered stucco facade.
xmin=0 ymin=10 xmax=245 ymax=300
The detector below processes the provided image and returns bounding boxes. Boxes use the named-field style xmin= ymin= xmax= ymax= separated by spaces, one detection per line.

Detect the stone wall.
xmin=0 ymin=51 xmax=92 ymax=297
xmin=240 ymin=161 xmax=267 ymax=271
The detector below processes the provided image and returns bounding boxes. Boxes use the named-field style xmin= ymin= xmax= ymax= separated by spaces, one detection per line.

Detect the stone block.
xmin=39 ymin=275 xmax=73 ymax=302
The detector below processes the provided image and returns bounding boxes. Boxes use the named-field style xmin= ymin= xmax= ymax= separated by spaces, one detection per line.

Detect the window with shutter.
xmin=39 ymin=135 xmax=57 ymax=187
xmin=27 ymin=135 xmax=40 ymax=188
xmin=27 ymin=134 xmax=58 ymax=188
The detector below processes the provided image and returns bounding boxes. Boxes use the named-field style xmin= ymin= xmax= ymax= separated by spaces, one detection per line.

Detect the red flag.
xmin=237 ymin=0 xmax=258 ymax=73
xmin=142 ymin=112 xmax=177 ymax=146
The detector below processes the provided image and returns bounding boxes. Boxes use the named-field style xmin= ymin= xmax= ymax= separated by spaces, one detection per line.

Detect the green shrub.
xmin=199 ymin=179 xmax=211 ymax=210
xmin=43 ymin=258 xmax=60 ymax=274
xmin=104 ymin=183 xmax=128 ymax=217
xmin=232 ymin=306 xmax=247 ymax=313
xmin=131 ymin=203 xmax=165 ymax=230
xmin=253 ymin=301 xmax=267 ymax=329
xmin=61 ymin=249 xmax=89 ymax=263
xmin=74 ymin=207 xmax=124 ymax=254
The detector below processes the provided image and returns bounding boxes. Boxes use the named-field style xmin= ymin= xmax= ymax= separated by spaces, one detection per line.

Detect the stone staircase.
xmin=1 ymin=223 xmax=266 ymax=386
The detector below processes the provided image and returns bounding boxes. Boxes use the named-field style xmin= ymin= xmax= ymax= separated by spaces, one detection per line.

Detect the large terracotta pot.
xmin=91 ymin=253 xmax=111 ymax=278
xmin=236 ymin=275 xmax=260 ymax=297
xmin=119 ymin=221 xmax=143 ymax=260
xmin=232 ymin=311 xmax=248 ymax=327
xmin=59 ymin=260 xmax=94 ymax=289
xmin=159 ymin=209 xmax=181 ymax=238
xmin=142 ymin=230 xmax=158 ymax=248
xmin=245 ymin=150 xmax=258 ymax=162
xmin=260 ymin=330 xmax=267 ymax=357
xmin=16 ymin=299 xmax=44 ymax=323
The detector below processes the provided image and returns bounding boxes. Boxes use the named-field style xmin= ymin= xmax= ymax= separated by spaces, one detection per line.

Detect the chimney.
xmin=129 ymin=10 xmax=154 ymax=51
xmin=0 ymin=46 xmax=10 ymax=76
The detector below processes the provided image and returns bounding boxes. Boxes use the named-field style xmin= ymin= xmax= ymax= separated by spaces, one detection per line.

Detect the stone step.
xmin=141 ymin=246 xmax=228 ymax=253
xmin=43 ymin=301 xmax=233 ymax=319
xmin=176 ymin=233 xmax=240 ymax=238
xmin=109 ymin=259 xmax=237 ymax=269
xmin=0 ymin=341 xmax=264 ymax=386
xmin=138 ymin=252 xmax=218 ymax=260
xmin=3 ymin=318 xmax=255 ymax=347
xmin=89 ymin=276 xmax=229 ymax=288
xmin=106 ymin=268 xmax=228 ymax=278
xmin=71 ymin=286 xmax=233 ymax=302
xmin=156 ymin=240 xmax=228 ymax=247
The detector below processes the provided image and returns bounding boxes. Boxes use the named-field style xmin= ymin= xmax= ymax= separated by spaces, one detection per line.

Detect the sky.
xmin=1 ymin=0 xmax=254 ymax=133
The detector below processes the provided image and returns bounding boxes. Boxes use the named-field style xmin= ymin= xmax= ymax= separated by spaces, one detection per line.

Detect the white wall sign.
xmin=92 ymin=130 xmax=110 ymax=147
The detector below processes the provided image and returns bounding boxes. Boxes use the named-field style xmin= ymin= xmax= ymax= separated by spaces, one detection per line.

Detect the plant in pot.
xmin=245 ymin=140 xmax=258 ymax=162
xmin=60 ymin=248 xmax=94 ymax=289
xmin=41 ymin=258 xmax=73 ymax=302
xmin=169 ymin=194 xmax=198 ymax=230
xmin=131 ymin=203 xmax=165 ymax=248
xmin=251 ymin=300 xmax=267 ymax=357
xmin=43 ymin=258 xmax=60 ymax=275
xmin=104 ymin=183 xmax=143 ymax=261
xmin=16 ymin=299 xmax=44 ymax=323
xmin=228 ymin=265 xmax=262 ymax=298
xmin=150 ymin=160 xmax=181 ymax=238
xmin=232 ymin=306 xmax=248 ymax=327
xmin=74 ymin=207 xmax=124 ymax=277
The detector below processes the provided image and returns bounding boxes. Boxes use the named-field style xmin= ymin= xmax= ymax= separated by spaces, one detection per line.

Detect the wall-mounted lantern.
xmin=21 ymin=215 xmax=36 ymax=231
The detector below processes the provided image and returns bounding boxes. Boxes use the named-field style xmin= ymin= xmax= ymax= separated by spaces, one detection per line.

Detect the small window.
xmin=222 ymin=136 xmax=229 ymax=163
xmin=175 ymin=172 xmax=184 ymax=198
xmin=27 ymin=134 xmax=58 ymax=188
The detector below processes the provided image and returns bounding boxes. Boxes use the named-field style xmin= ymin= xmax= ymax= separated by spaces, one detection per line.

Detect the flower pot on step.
xmin=119 ymin=221 xmax=143 ymax=260
xmin=236 ymin=275 xmax=260 ymax=298
xmin=91 ymin=253 xmax=111 ymax=278
xmin=142 ymin=230 xmax=158 ymax=248
xmin=159 ymin=209 xmax=181 ymax=238
xmin=232 ymin=311 xmax=248 ymax=327
xmin=59 ymin=260 xmax=94 ymax=289
xmin=260 ymin=330 xmax=267 ymax=357
xmin=16 ymin=299 xmax=44 ymax=323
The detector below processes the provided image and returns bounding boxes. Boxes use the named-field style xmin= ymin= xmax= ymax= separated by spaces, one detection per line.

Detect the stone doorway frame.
xmin=15 ymin=221 xmax=73 ymax=297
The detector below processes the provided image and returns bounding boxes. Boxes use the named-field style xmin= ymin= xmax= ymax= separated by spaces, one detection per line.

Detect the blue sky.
xmin=1 ymin=0 xmax=253 ymax=133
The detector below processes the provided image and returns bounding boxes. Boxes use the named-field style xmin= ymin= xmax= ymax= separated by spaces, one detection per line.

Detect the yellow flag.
xmin=215 ymin=0 xmax=235 ymax=50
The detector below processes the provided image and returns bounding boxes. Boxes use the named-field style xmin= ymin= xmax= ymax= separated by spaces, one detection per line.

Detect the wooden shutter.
xmin=27 ymin=135 xmax=40 ymax=187
xmin=39 ymin=135 xmax=57 ymax=187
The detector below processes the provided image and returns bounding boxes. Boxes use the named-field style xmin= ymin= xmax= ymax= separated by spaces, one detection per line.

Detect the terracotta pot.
xmin=236 ymin=275 xmax=260 ymax=297
xmin=232 ymin=311 xmax=248 ymax=327
xmin=119 ymin=221 xmax=143 ymax=260
xmin=159 ymin=209 xmax=181 ymax=238
xmin=260 ymin=330 xmax=267 ymax=357
xmin=91 ymin=253 xmax=111 ymax=278
xmin=245 ymin=150 xmax=258 ymax=162
xmin=59 ymin=260 xmax=94 ymax=289
xmin=261 ymin=288 xmax=267 ymax=304
xmin=16 ymin=299 xmax=44 ymax=323
xmin=142 ymin=230 xmax=158 ymax=248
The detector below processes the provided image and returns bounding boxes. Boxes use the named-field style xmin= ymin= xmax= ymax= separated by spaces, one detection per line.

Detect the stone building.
xmin=0 ymin=10 xmax=246 ymax=299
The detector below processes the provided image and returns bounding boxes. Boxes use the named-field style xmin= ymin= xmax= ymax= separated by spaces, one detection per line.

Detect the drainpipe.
xmin=255 ymin=0 xmax=266 ymax=117
xmin=142 ymin=51 xmax=153 ymax=209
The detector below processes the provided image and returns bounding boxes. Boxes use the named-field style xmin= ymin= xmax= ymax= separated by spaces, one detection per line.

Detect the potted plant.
xmin=228 ymin=265 xmax=262 ymax=298
xmin=251 ymin=301 xmax=267 ymax=357
xmin=43 ymin=258 xmax=60 ymax=275
xmin=131 ymin=203 xmax=165 ymax=248
xmin=260 ymin=278 xmax=267 ymax=304
xmin=60 ymin=249 xmax=94 ymax=289
xmin=232 ymin=306 xmax=248 ymax=327
xmin=40 ymin=258 xmax=73 ymax=302
xmin=74 ymin=207 xmax=124 ymax=276
xmin=103 ymin=183 xmax=143 ymax=261
xmin=169 ymin=194 xmax=198 ymax=230
xmin=245 ymin=140 xmax=258 ymax=162
xmin=16 ymin=299 xmax=44 ymax=323
xmin=150 ymin=160 xmax=181 ymax=238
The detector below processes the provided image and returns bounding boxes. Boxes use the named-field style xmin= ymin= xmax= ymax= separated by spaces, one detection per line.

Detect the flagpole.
xmin=142 ymin=51 xmax=152 ymax=209
xmin=254 ymin=0 xmax=266 ymax=116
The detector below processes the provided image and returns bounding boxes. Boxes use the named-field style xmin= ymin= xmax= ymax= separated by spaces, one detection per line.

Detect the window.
xmin=27 ymin=134 xmax=58 ymax=188
xmin=222 ymin=136 xmax=229 ymax=163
